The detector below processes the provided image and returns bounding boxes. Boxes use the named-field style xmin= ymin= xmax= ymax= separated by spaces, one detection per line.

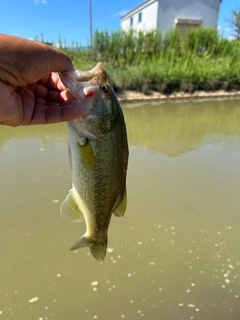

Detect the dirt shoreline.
xmin=117 ymin=90 xmax=240 ymax=104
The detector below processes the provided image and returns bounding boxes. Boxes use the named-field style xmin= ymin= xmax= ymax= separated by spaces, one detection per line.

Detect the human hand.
xmin=0 ymin=34 xmax=85 ymax=127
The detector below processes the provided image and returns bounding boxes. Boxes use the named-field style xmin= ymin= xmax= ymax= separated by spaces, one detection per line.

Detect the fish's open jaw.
xmin=75 ymin=71 xmax=94 ymax=81
xmin=89 ymin=62 xmax=104 ymax=75
xmin=75 ymin=62 xmax=104 ymax=82
xmin=58 ymin=62 xmax=105 ymax=85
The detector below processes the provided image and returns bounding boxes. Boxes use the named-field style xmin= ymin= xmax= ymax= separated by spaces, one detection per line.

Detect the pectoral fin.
xmin=113 ymin=189 xmax=127 ymax=217
xmin=60 ymin=188 xmax=84 ymax=223
xmin=79 ymin=141 xmax=96 ymax=169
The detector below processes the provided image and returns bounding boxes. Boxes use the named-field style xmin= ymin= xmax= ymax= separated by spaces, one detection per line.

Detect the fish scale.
xmin=59 ymin=62 xmax=128 ymax=262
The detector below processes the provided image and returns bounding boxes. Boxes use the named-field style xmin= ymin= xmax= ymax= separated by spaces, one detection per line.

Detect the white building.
xmin=121 ymin=0 xmax=222 ymax=36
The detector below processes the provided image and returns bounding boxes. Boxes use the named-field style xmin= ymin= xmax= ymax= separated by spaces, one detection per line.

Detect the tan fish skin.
xmin=59 ymin=62 xmax=128 ymax=262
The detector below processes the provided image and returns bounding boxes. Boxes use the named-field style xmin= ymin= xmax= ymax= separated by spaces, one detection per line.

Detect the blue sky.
xmin=0 ymin=0 xmax=239 ymax=46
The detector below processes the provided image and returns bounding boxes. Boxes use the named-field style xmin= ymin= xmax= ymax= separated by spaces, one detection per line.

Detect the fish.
xmin=58 ymin=62 xmax=128 ymax=263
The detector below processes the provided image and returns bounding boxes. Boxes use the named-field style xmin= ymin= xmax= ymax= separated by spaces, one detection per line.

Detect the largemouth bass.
xmin=58 ymin=62 xmax=128 ymax=263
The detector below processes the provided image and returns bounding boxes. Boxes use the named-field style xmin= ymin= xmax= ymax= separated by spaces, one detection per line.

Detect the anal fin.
xmin=60 ymin=188 xmax=84 ymax=223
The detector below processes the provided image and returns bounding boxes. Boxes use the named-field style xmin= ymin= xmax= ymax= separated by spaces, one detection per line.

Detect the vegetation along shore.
xmin=57 ymin=27 xmax=240 ymax=100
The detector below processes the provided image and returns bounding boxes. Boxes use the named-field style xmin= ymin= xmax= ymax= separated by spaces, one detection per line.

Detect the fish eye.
xmin=100 ymin=84 xmax=108 ymax=94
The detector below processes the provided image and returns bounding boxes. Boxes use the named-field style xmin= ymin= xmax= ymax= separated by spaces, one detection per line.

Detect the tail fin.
xmin=70 ymin=235 xmax=107 ymax=263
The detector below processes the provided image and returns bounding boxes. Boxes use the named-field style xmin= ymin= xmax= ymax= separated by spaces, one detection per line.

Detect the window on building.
xmin=130 ymin=17 xmax=133 ymax=27
xmin=138 ymin=12 xmax=142 ymax=23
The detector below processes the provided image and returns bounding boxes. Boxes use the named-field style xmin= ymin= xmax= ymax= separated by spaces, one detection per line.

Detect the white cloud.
xmin=34 ymin=0 xmax=47 ymax=4
xmin=112 ymin=10 xmax=128 ymax=17
xmin=217 ymin=25 xmax=235 ymax=40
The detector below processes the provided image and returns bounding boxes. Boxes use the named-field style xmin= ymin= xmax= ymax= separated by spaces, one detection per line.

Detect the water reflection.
xmin=124 ymin=99 xmax=240 ymax=156
xmin=1 ymin=99 xmax=240 ymax=157
xmin=0 ymin=99 xmax=240 ymax=320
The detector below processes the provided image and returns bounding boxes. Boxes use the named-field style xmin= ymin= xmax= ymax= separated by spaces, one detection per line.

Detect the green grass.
xmin=59 ymin=27 xmax=240 ymax=93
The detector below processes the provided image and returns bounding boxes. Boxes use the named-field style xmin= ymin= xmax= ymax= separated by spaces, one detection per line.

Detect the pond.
xmin=0 ymin=99 xmax=240 ymax=320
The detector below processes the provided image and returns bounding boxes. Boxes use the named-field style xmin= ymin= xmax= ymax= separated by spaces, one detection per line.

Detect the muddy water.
xmin=0 ymin=99 xmax=240 ymax=320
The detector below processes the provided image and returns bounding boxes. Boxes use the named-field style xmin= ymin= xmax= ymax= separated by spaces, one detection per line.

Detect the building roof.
xmin=121 ymin=0 xmax=156 ymax=20
xmin=121 ymin=0 xmax=222 ymax=20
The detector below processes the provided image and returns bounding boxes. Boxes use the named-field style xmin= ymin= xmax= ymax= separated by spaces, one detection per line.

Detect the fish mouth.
xmin=58 ymin=61 xmax=109 ymax=103
xmin=59 ymin=62 xmax=109 ymax=89
xmin=59 ymin=62 xmax=104 ymax=82
xmin=89 ymin=62 xmax=104 ymax=75
xmin=75 ymin=62 xmax=104 ymax=82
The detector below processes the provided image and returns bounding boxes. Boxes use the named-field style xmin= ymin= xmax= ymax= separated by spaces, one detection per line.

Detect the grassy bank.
xmin=60 ymin=28 xmax=240 ymax=94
